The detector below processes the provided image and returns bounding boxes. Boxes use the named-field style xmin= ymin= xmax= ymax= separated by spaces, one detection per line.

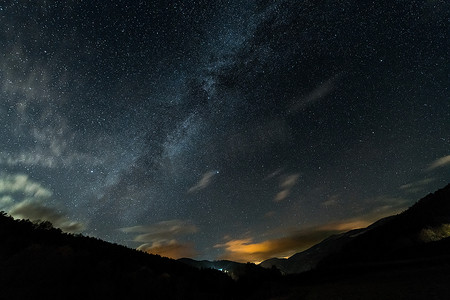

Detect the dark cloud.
xmin=10 ymin=201 xmax=85 ymax=233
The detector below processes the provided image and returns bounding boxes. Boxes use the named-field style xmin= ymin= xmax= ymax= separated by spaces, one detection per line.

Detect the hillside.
xmin=1 ymin=183 xmax=450 ymax=299
xmin=0 ymin=212 xmax=237 ymax=300
xmin=260 ymin=227 xmax=367 ymax=274
xmin=320 ymin=183 xmax=450 ymax=267
xmin=262 ymin=184 xmax=450 ymax=274
xmin=178 ymin=257 xmax=281 ymax=281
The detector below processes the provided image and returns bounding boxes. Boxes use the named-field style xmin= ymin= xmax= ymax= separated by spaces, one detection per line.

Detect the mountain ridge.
xmin=0 ymin=212 xmax=237 ymax=300
xmin=1 ymin=183 xmax=449 ymax=299
xmin=261 ymin=183 xmax=450 ymax=274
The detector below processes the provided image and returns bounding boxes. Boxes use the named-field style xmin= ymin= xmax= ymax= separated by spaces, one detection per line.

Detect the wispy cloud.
xmin=121 ymin=220 xmax=198 ymax=241
xmin=215 ymin=204 xmax=408 ymax=264
xmin=427 ymin=155 xmax=450 ymax=171
xmin=274 ymin=174 xmax=299 ymax=202
xmin=0 ymin=195 xmax=13 ymax=206
xmin=322 ymin=194 xmax=339 ymax=207
xmin=187 ymin=170 xmax=218 ymax=193
xmin=400 ymin=178 xmax=435 ymax=193
xmin=0 ymin=39 xmax=108 ymax=169
xmin=121 ymin=220 xmax=198 ymax=259
xmin=359 ymin=195 xmax=409 ymax=219
xmin=274 ymin=190 xmax=289 ymax=202
xmin=0 ymin=173 xmax=85 ymax=233
xmin=0 ymin=144 xmax=105 ymax=169
xmin=0 ymin=152 xmax=57 ymax=168
xmin=0 ymin=174 xmax=52 ymax=198
xmin=215 ymin=223 xmax=355 ymax=263
xmin=288 ymin=74 xmax=342 ymax=113
xmin=264 ymin=168 xmax=283 ymax=181
xmin=137 ymin=241 xmax=197 ymax=260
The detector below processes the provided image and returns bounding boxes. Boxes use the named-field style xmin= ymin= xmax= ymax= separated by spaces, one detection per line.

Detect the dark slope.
xmin=260 ymin=228 xmax=367 ymax=274
xmin=262 ymin=184 xmax=450 ymax=274
xmin=178 ymin=258 xmax=281 ymax=281
xmin=2 ymin=183 xmax=450 ymax=300
xmin=178 ymin=258 xmax=245 ymax=274
xmin=320 ymin=183 xmax=450 ymax=267
xmin=0 ymin=213 xmax=235 ymax=300
xmin=265 ymin=184 xmax=450 ymax=299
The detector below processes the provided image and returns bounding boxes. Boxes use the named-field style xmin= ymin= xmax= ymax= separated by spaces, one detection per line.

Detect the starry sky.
xmin=0 ymin=0 xmax=449 ymax=263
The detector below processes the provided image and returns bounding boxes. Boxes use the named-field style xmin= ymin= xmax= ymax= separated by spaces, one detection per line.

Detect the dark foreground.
xmin=1 ymin=184 xmax=450 ymax=299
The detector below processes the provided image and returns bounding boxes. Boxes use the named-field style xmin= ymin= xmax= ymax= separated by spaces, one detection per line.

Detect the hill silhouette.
xmin=178 ymin=257 xmax=282 ymax=281
xmin=0 ymin=212 xmax=287 ymax=300
xmin=261 ymin=184 xmax=450 ymax=274
xmin=319 ymin=183 xmax=450 ymax=267
xmin=1 ymin=183 xmax=450 ymax=299
xmin=0 ymin=212 xmax=239 ymax=300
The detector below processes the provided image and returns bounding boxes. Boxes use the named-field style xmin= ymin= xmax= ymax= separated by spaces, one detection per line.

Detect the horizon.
xmin=0 ymin=1 xmax=448 ymax=263
xmin=3 ymin=182 xmax=449 ymax=264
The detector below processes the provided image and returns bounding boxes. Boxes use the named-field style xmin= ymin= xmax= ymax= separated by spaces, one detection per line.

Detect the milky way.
xmin=0 ymin=0 xmax=449 ymax=262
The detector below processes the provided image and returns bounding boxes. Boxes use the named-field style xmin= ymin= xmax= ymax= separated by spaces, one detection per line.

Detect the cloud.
xmin=0 ymin=144 xmax=105 ymax=169
xmin=427 ymin=155 xmax=450 ymax=171
xmin=121 ymin=220 xmax=198 ymax=241
xmin=0 ymin=195 xmax=13 ymax=208
xmin=264 ymin=211 xmax=276 ymax=218
xmin=400 ymin=178 xmax=435 ymax=193
xmin=363 ymin=195 xmax=409 ymax=217
xmin=187 ymin=170 xmax=218 ymax=193
xmin=281 ymin=174 xmax=299 ymax=188
xmin=121 ymin=220 xmax=198 ymax=259
xmin=0 ymin=174 xmax=53 ymax=198
xmin=9 ymin=201 xmax=85 ymax=233
xmin=0 ymin=39 xmax=108 ymax=170
xmin=0 ymin=152 xmax=58 ymax=168
xmin=288 ymin=74 xmax=342 ymax=113
xmin=0 ymin=173 xmax=85 ymax=233
xmin=320 ymin=219 xmax=373 ymax=231
xmin=214 ymin=228 xmax=342 ymax=263
xmin=274 ymin=190 xmax=290 ymax=202
xmin=274 ymin=174 xmax=299 ymax=202
xmin=264 ymin=168 xmax=283 ymax=180
xmin=215 ymin=214 xmax=396 ymax=263
xmin=322 ymin=194 xmax=339 ymax=207
xmin=137 ymin=240 xmax=197 ymax=259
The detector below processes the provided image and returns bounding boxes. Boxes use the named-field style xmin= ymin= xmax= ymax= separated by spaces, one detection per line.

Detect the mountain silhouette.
xmin=0 ymin=212 xmax=237 ymax=300
xmin=1 ymin=183 xmax=450 ymax=300
xmin=261 ymin=183 xmax=450 ymax=274
xmin=178 ymin=257 xmax=281 ymax=281
xmin=319 ymin=183 xmax=450 ymax=267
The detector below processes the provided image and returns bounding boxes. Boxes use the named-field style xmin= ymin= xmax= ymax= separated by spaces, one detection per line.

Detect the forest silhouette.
xmin=1 ymin=184 xmax=450 ymax=299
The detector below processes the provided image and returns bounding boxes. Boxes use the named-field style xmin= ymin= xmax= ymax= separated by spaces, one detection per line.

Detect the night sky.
xmin=1 ymin=0 xmax=449 ymax=263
